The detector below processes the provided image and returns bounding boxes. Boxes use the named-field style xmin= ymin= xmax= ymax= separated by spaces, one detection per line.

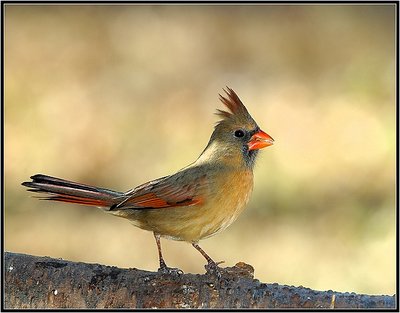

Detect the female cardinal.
xmin=22 ymin=87 xmax=274 ymax=275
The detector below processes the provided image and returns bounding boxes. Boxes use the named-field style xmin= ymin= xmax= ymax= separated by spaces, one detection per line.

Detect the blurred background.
xmin=5 ymin=4 xmax=396 ymax=295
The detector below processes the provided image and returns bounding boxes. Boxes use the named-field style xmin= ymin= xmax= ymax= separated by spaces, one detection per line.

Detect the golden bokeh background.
xmin=5 ymin=4 xmax=396 ymax=295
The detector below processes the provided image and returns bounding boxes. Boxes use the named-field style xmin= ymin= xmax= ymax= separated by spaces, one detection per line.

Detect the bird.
xmin=22 ymin=87 xmax=274 ymax=275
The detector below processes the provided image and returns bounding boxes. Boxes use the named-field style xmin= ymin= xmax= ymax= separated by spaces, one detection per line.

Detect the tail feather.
xmin=22 ymin=174 xmax=123 ymax=208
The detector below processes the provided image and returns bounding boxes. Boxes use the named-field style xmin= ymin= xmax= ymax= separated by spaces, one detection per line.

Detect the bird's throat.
xmin=195 ymin=140 xmax=257 ymax=170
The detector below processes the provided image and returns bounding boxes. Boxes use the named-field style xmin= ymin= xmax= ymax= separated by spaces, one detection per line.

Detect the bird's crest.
xmin=216 ymin=87 xmax=254 ymax=126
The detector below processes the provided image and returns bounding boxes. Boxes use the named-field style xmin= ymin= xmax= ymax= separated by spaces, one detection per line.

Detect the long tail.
xmin=22 ymin=174 xmax=123 ymax=208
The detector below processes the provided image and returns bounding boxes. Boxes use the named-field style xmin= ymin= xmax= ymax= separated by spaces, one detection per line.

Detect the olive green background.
xmin=5 ymin=4 xmax=396 ymax=294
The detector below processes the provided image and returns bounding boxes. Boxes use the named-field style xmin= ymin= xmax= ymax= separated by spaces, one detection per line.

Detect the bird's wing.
xmin=112 ymin=167 xmax=208 ymax=210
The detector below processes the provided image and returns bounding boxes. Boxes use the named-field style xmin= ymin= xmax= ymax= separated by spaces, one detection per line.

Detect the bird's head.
xmin=199 ymin=87 xmax=274 ymax=169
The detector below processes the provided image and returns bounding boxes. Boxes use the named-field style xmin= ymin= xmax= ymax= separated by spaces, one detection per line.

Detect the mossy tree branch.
xmin=4 ymin=252 xmax=396 ymax=309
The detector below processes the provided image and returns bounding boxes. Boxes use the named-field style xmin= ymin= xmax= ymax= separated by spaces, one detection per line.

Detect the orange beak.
xmin=248 ymin=129 xmax=274 ymax=151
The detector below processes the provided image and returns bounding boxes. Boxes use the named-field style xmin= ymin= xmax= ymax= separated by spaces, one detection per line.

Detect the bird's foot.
xmin=157 ymin=265 xmax=184 ymax=276
xmin=205 ymin=260 xmax=225 ymax=278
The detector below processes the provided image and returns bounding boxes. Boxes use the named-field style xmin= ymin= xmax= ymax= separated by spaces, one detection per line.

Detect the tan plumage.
xmin=22 ymin=87 xmax=274 ymax=274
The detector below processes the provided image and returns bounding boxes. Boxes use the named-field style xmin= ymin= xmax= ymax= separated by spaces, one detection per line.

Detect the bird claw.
xmin=158 ymin=266 xmax=184 ymax=276
xmin=205 ymin=260 xmax=225 ymax=278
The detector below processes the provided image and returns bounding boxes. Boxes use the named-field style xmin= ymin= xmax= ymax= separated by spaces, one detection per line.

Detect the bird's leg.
xmin=154 ymin=233 xmax=167 ymax=269
xmin=192 ymin=242 xmax=225 ymax=277
xmin=153 ymin=233 xmax=183 ymax=275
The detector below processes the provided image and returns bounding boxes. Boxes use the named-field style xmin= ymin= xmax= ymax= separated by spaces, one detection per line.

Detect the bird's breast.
xmin=196 ymin=169 xmax=254 ymax=239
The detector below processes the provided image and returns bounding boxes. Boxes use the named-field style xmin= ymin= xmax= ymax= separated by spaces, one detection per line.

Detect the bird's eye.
xmin=234 ymin=129 xmax=245 ymax=138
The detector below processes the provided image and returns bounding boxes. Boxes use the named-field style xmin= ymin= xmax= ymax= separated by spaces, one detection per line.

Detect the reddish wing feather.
xmin=122 ymin=192 xmax=202 ymax=209
xmin=116 ymin=173 xmax=207 ymax=210
xmin=127 ymin=193 xmax=170 ymax=207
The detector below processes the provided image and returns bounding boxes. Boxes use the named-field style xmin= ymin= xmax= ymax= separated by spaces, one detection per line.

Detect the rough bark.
xmin=4 ymin=252 xmax=396 ymax=309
